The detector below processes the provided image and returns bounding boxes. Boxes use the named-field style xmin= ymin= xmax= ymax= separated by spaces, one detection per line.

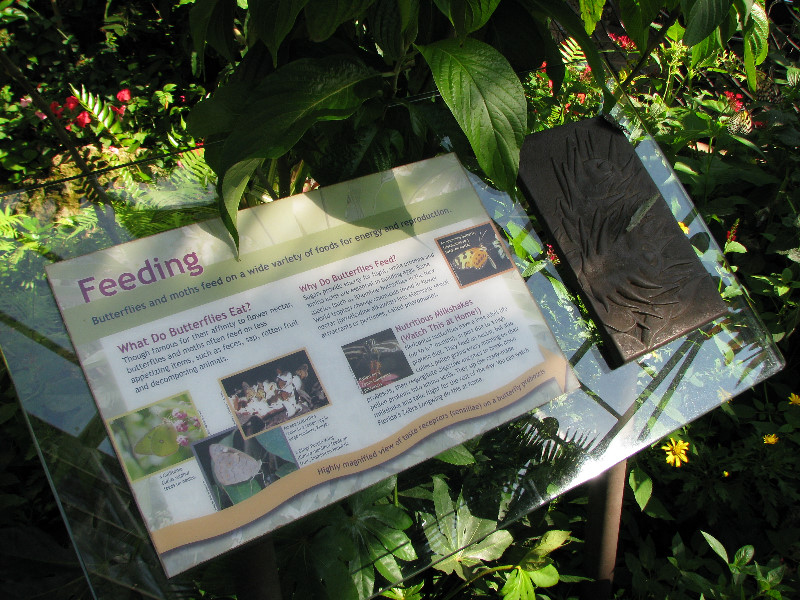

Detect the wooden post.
xmin=235 ymin=537 xmax=283 ymax=600
xmin=580 ymin=459 xmax=627 ymax=600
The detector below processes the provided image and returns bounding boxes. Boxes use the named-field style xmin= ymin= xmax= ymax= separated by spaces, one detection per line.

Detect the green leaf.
xmin=249 ymin=0 xmax=309 ymax=66
xmin=578 ymin=0 xmax=604 ymax=34
xmin=219 ymin=55 xmax=381 ymax=174
xmin=701 ymin=530 xmax=730 ymax=564
xmin=528 ymin=563 xmax=560 ymax=587
xmin=369 ymin=0 xmax=418 ymax=63
xmin=350 ymin=547 xmax=376 ymax=600
xmin=435 ymin=444 xmax=476 ymax=465
xmin=683 ymin=0 xmax=733 ymax=47
xmin=218 ymin=158 xmax=261 ymax=252
xmin=528 ymin=530 xmax=571 ymax=560
xmin=186 ymin=80 xmax=252 ymax=138
xmin=432 ymin=0 xmax=501 ymax=38
xmin=501 ymin=568 xmax=536 ymax=600
xmin=741 ymin=2 xmax=769 ymax=90
xmin=733 ymin=544 xmax=755 ymax=567
xmin=304 ymin=0 xmax=376 ymax=42
xmin=422 ymin=477 xmax=513 ymax=579
xmin=690 ymin=30 xmax=722 ymax=69
xmin=618 ymin=0 xmax=662 ymax=50
xmin=417 ymin=38 xmax=526 ymax=192
xmin=628 ymin=467 xmax=653 ymax=511
xmin=725 ymin=240 xmax=747 ymax=254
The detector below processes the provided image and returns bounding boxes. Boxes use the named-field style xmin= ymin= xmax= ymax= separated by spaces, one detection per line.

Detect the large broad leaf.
xmin=579 ymin=0 xmax=604 ymax=34
xmin=189 ymin=0 xmax=237 ymax=69
xmin=249 ymin=0 xmax=309 ymax=67
xmin=218 ymin=158 xmax=262 ymax=251
xmin=432 ymin=0 xmax=501 ymax=38
xmin=304 ymin=0 xmax=376 ymax=41
xmin=682 ymin=0 xmax=734 ymax=47
xmin=342 ymin=477 xmax=417 ymax=599
xmin=417 ymin=38 xmax=526 ymax=193
xmin=220 ymin=55 xmax=381 ymax=172
xmin=741 ymin=1 xmax=769 ymax=89
xmin=368 ymin=0 xmax=419 ymax=63
xmin=216 ymin=55 xmax=381 ymax=248
xmin=618 ymin=0 xmax=662 ymax=50
xmin=186 ymin=80 xmax=252 ymax=138
xmin=421 ymin=476 xmax=513 ymax=580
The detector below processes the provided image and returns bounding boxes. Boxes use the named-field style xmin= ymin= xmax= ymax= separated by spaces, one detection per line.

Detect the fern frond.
xmin=560 ymin=37 xmax=586 ymax=67
xmin=69 ymin=84 xmax=132 ymax=147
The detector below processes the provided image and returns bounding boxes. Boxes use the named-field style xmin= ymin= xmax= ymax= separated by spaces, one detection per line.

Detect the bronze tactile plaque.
xmin=518 ymin=117 xmax=728 ymax=367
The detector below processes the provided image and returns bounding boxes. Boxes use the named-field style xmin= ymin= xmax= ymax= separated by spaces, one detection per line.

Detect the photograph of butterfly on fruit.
xmin=108 ymin=393 xmax=207 ymax=482
xmin=435 ymin=222 xmax=515 ymax=287
xmin=191 ymin=426 xmax=297 ymax=510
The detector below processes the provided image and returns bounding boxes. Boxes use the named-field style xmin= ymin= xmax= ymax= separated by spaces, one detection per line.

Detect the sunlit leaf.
xmin=701 ymin=530 xmax=729 ymax=564
xmin=578 ymin=0 xmax=604 ymax=34
xmin=421 ymin=476 xmax=513 ymax=579
xmin=628 ymin=467 xmax=653 ymax=511
xmin=418 ymin=38 xmax=526 ymax=192
xmin=435 ymin=444 xmax=476 ymax=465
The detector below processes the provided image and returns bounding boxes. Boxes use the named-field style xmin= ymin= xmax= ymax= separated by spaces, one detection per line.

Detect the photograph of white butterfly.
xmin=108 ymin=392 xmax=207 ymax=481
xmin=435 ymin=221 xmax=515 ymax=287
xmin=191 ymin=426 xmax=297 ymax=510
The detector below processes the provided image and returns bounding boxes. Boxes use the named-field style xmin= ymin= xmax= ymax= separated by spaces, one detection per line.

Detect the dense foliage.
xmin=2 ymin=1 xmax=800 ymax=599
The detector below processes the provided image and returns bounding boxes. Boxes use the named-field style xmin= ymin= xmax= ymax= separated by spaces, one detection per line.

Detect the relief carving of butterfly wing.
xmin=209 ymin=444 xmax=261 ymax=486
xmin=134 ymin=423 xmax=180 ymax=457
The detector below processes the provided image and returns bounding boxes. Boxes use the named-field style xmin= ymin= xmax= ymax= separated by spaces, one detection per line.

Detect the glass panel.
xmin=0 ymin=109 xmax=783 ymax=598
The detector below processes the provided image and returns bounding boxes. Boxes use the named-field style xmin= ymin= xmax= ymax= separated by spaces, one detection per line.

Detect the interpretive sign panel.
xmin=46 ymin=155 xmax=576 ymax=576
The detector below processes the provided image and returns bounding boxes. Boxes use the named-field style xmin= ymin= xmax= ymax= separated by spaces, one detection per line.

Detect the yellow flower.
xmin=789 ymin=393 xmax=800 ymax=406
xmin=661 ymin=438 xmax=690 ymax=467
xmin=678 ymin=221 xmax=690 ymax=235
xmin=722 ymin=471 xmax=729 ymax=477
xmin=763 ymin=434 xmax=779 ymax=445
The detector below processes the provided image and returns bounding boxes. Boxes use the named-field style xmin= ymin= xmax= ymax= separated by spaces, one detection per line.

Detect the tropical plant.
xmin=186 ymin=0 xmax=770 ymax=251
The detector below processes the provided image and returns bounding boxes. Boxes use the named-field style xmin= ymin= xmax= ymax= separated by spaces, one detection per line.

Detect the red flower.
xmin=723 ymin=91 xmax=744 ymax=112
xmin=111 ymin=105 xmax=126 ymax=117
xmin=727 ymin=218 xmax=740 ymax=242
xmin=609 ymin=32 xmax=636 ymax=51
xmin=50 ymin=101 xmax=64 ymax=119
xmin=546 ymin=244 xmax=560 ymax=265
xmin=64 ymin=96 xmax=80 ymax=111
xmin=116 ymin=88 xmax=131 ymax=103
xmin=74 ymin=111 xmax=92 ymax=128
xmin=577 ymin=93 xmax=587 ymax=104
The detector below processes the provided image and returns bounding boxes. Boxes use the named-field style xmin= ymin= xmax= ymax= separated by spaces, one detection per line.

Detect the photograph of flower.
xmin=435 ymin=221 xmax=514 ymax=287
xmin=108 ymin=393 xmax=206 ymax=481
xmin=191 ymin=426 xmax=298 ymax=510
xmin=219 ymin=349 xmax=329 ymax=439
xmin=342 ymin=329 xmax=414 ymax=393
